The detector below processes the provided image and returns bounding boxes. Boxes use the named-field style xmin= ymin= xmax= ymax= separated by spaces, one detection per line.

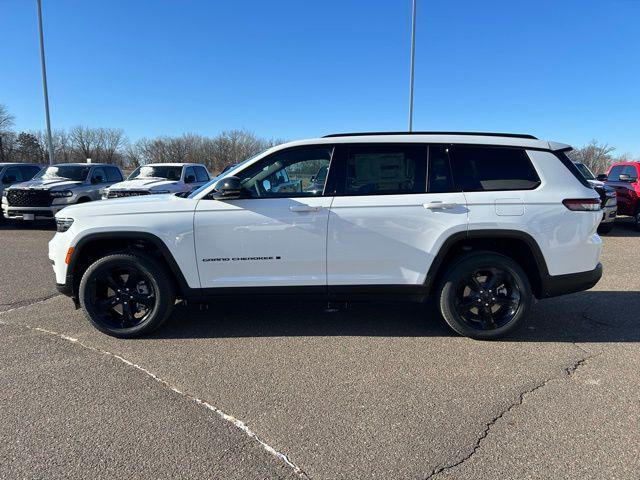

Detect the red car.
xmin=599 ymin=161 xmax=640 ymax=229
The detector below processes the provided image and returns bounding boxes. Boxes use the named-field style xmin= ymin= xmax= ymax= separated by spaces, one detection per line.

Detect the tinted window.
xmin=608 ymin=165 xmax=625 ymax=181
xmin=428 ymin=145 xmax=456 ymax=193
xmin=239 ymin=146 xmax=333 ymax=198
xmin=3 ymin=166 xmax=23 ymax=183
xmin=345 ymin=145 xmax=426 ymax=195
xmin=195 ymin=166 xmax=209 ymax=182
xmin=450 ymin=146 xmax=540 ymax=191
xmin=623 ymin=165 xmax=639 ymax=179
xmin=91 ymin=167 xmax=107 ymax=183
xmin=184 ymin=167 xmax=196 ymax=183
xmin=105 ymin=167 xmax=122 ymax=182
xmin=19 ymin=165 xmax=41 ymax=180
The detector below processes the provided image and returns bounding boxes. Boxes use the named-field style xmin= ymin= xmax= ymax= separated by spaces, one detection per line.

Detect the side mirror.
xmin=596 ymin=174 xmax=608 ymax=181
xmin=212 ymin=176 xmax=242 ymax=199
xmin=618 ymin=174 xmax=633 ymax=182
xmin=185 ymin=174 xmax=196 ymax=184
xmin=2 ymin=175 xmax=16 ymax=184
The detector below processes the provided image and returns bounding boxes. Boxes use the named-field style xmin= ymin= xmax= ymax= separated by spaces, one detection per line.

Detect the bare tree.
xmin=70 ymin=126 xmax=102 ymax=161
xmin=0 ymin=104 xmax=14 ymax=133
xmin=99 ymin=128 xmax=126 ymax=164
xmin=568 ymin=140 xmax=616 ymax=175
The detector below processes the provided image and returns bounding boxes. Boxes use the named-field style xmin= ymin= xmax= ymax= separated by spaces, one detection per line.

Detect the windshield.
xmin=574 ymin=162 xmax=596 ymax=181
xmin=128 ymin=165 xmax=183 ymax=181
xmin=34 ymin=165 xmax=91 ymax=182
xmin=187 ymin=152 xmax=265 ymax=198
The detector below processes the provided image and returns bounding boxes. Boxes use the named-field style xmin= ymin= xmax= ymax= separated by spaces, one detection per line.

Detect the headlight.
xmin=1 ymin=190 xmax=7 ymax=198
xmin=100 ymin=189 xmax=109 ymax=200
xmin=55 ymin=217 xmax=74 ymax=233
xmin=50 ymin=190 xmax=73 ymax=198
xmin=150 ymin=190 xmax=170 ymax=194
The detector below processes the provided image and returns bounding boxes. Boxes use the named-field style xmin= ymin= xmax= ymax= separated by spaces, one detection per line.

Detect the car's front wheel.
xmin=79 ymin=252 xmax=175 ymax=338
xmin=437 ymin=252 xmax=532 ymax=340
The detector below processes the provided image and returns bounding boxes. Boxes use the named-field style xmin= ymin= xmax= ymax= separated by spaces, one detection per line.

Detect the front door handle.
xmin=423 ymin=202 xmax=458 ymax=210
xmin=289 ymin=205 xmax=321 ymax=212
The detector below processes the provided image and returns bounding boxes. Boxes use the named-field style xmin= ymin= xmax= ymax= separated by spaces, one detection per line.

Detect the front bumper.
xmin=541 ymin=263 xmax=603 ymax=298
xmin=2 ymin=204 xmax=67 ymax=220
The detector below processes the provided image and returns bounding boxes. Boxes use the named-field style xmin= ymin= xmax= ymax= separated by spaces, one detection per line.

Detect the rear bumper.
xmin=541 ymin=263 xmax=603 ymax=298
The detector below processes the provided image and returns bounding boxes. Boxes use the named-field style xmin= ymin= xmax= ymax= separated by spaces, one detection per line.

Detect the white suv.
xmin=49 ymin=132 xmax=603 ymax=339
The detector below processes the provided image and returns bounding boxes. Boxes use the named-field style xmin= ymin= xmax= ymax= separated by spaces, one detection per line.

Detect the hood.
xmin=8 ymin=178 xmax=84 ymax=190
xmin=58 ymin=193 xmax=196 ymax=219
xmin=107 ymin=178 xmax=180 ymax=191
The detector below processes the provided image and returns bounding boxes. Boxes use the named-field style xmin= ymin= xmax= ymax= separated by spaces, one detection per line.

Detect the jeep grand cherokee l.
xmin=49 ymin=132 xmax=603 ymax=339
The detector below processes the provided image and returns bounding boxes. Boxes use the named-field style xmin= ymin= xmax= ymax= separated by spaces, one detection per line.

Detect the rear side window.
xmin=344 ymin=145 xmax=426 ymax=195
xmin=450 ymin=146 xmax=541 ymax=191
xmin=106 ymin=167 xmax=123 ymax=182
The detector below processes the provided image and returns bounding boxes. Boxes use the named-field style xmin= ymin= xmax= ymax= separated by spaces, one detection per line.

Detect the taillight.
xmin=562 ymin=198 xmax=601 ymax=211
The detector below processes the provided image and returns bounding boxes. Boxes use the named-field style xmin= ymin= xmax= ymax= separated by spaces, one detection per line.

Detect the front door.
xmin=326 ymin=143 xmax=468 ymax=286
xmin=194 ymin=145 xmax=335 ymax=289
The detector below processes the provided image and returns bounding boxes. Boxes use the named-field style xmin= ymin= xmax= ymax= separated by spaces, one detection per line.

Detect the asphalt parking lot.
xmin=1 ymin=220 xmax=638 ymax=479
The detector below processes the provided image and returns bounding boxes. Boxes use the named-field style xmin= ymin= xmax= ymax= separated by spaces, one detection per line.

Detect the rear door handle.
xmin=423 ymin=202 xmax=458 ymax=210
xmin=290 ymin=205 xmax=321 ymax=212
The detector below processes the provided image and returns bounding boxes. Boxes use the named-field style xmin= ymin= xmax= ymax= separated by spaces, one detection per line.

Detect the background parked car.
xmin=101 ymin=163 xmax=211 ymax=199
xmin=574 ymin=161 xmax=617 ymax=234
xmin=2 ymin=163 xmax=123 ymax=222
xmin=0 ymin=163 xmax=42 ymax=222
xmin=597 ymin=161 xmax=640 ymax=230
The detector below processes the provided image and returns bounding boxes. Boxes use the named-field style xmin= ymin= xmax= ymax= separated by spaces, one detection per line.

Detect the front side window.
xmin=344 ymin=145 xmax=427 ymax=195
xmin=35 ymin=165 xmax=91 ymax=182
xmin=195 ymin=166 xmax=209 ymax=182
xmin=238 ymin=146 xmax=333 ymax=198
xmin=623 ymin=165 xmax=639 ymax=180
xmin=91 ymin=167 xmax=107 ymax=183
xmin=105 ymin=167 xmax=123 ymax=182
xmin=129 ymin=165 xmax=183 ymax=181
xmin=450 ymin=146 xmax=541 ymax=191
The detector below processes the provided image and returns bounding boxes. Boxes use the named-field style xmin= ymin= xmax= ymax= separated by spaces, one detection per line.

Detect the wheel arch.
xmin=67 ymin=231 xmax=193 ymax=301
xmin=425 ymin=229 xmax=550 ymax=298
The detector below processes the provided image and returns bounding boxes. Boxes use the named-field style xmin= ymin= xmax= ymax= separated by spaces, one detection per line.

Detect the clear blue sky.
xmin=1 ymin=0 xmax=639 ymax=155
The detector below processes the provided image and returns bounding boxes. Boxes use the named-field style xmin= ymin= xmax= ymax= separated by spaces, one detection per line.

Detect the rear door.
xmin=607 ymin=164 xmax=637 ymax=216
xmin=326 ymin=143 xmax=467 ymax=287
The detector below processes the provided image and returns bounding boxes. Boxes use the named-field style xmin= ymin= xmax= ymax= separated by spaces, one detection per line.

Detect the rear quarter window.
xmin=450 ymin=146 xmax=541 ymax=191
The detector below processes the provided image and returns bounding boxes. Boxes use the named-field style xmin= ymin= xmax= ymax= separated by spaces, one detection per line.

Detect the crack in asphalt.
xmin=0 ymin=300 xmax=309 ymax=480
xmin=423 ymin=353 xmax=597 ymax=479
xmin=0 ymin=294 xmax=61 ymax=312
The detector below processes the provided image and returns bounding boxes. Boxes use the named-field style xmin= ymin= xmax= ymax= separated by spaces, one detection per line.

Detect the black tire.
xmin=635 ymin=210 xmax=640 ymax=231
xmin=79 ymin=252 xmax=175 ymax=338
xmin=597 ymin=223 xmax=614 ymax=235
xmin=438 ymin=251 xmax=532 ymax=340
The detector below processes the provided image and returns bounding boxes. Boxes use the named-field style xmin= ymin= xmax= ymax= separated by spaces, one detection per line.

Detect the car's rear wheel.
xmin=79 ymin=253 xmax=175 ymax=338
xmin=438 ymin=252 xmax=532 ymax=340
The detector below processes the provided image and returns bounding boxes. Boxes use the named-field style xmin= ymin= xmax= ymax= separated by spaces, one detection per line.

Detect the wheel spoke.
xmin=457 ymin=297 xmax=478 ymax=313
xmin=132 ymin=293 xmax=154 ymax=306
xmin=97 ymin=296 xmax=120 ymax=310
xmin=485 ymin=271 xmax=505 ymax=291
xmin=105 ymin=274 xmax=121 ymax=291
xmin=480 ymin=309 xmax=497 ymax=329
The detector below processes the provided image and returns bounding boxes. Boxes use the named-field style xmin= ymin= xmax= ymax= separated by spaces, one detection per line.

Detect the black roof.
xmin=322 ymin=131 xmax=538 ymax=140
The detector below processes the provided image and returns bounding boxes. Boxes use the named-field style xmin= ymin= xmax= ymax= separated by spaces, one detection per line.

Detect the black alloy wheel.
xmin=438 ymin=252 xmax=532 ymax=340
xmin=79 ymin=253 xmax=175 ymax=338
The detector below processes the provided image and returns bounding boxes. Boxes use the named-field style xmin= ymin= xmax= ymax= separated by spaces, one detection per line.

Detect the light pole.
xmin=408 ymin=0 xmax=417 ymax=132
xmin=37 ymin=0 xmax=55 ymax=165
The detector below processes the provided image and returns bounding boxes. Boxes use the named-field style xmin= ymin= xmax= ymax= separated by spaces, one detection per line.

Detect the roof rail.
xmin=322 ymin=131 xmax=538 ymax=140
